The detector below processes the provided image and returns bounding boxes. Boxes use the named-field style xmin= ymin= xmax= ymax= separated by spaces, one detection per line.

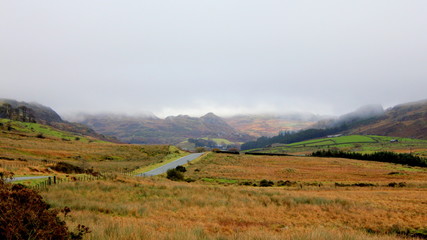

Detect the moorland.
xmin=1 ymin=98 xmax=427 ymax=240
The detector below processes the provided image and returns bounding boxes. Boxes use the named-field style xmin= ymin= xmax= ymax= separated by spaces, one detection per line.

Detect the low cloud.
xmin=0 ymin=1 xmax=426 ymax=117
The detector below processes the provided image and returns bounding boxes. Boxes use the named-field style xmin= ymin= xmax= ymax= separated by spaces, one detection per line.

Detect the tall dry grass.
xmin=0 ymin=128 xmax=186 ymax=174
xmin=185 ymin=153 xmax=427 ymax=185
xmin=41 ymin=177 xmax=426 ymax=240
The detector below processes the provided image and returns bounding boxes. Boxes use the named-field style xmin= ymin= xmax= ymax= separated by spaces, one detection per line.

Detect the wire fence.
xmin=0 ymin=159 xmax=58 ymax=171
xmin=30 ymin=173 xmax=118 ymax=191
xmin=2 ymin=159 xmax=140 ymax=191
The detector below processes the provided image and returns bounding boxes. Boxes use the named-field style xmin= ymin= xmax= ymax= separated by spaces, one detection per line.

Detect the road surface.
xmin=136 ymin=152 xmax=204 ymax=177
xmin=6 ymin=176 xmax=51 ymax=182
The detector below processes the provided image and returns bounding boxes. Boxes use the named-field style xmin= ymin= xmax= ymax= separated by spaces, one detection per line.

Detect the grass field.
xmin=249 ymin=135 xmax=427 ymax=157
xmin=41 ymin=177 xmax=427 ymax=240
xmin=35 ymin=153 xmax=427 ymax=240
xmin=177 ymin=137 xmax=238 ymax=151
xmin=0 ymin=119 xmax=187 ymax=175
xmin=184 ymin=153 xmax=427 ymax=185
xmin=201 ymin=137 xmax=234 ymax=145
xmin=2 ymin=120 xmax=427 ymax=239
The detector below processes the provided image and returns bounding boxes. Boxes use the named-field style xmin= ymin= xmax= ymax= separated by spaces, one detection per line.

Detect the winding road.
xmin=4 ymin=153 xmax=204 ymax=181
xmin=136 ymin=152 xmax=204 ymax=177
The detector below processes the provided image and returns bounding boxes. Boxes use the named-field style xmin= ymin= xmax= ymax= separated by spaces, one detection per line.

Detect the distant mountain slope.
xmin=224 ymin=113 xmax=320 ymax=137
xmin=0 ymin=99 xmax=61 ymax=123
xmin=312 ymin=104 xmax=385 ymax=129
xmin=349 ymin=99 xmax=427 ymax=139
xmin=241 ymin=99 xmax=427 ymax=150
xmin=0 ymin=99 xmax=117 ymax=142
xmin=79 ymin=113 xmax=255 ymax=145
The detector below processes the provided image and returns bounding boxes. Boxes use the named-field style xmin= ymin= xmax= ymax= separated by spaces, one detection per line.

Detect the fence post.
xmin=48 ymin=177 xmax=52 ymax=186
xmin=53 ymin=176 xmax=56 ymax=184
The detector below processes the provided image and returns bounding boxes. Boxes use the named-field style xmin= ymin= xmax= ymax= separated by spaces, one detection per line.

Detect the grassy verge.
xmin=131 ymin=146 xmax=189 ymax=175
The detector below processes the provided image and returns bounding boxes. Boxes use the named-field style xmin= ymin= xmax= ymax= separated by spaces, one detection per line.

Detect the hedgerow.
xmin=311 ymin=150 xmax=427 ymax=167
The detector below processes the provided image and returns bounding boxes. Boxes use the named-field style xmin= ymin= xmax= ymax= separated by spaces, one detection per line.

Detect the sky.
xmin=0 ymin=0 xmax=426 ymax=118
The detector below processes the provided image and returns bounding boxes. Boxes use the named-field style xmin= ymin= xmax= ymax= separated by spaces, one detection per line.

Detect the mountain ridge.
xmin=79 ymin=112 xmax=255 ymax=145
xmin=348 ymin=99 xmax=427 ymax=139
xmin=0 ymin=99 xmax=118 ymax=143
xmin=241 ymin=99 xmax=427 ymax=150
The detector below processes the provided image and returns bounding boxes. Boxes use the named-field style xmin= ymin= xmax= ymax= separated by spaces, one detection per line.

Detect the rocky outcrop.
xmin=0 ymin=104 xmax=36 ymax=123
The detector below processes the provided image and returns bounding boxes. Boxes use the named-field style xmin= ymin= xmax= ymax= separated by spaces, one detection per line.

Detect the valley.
xmin=2 ymin=2 xmax=426 ymax=239
xmin=1 ymin=98 xmax=427 ymax=240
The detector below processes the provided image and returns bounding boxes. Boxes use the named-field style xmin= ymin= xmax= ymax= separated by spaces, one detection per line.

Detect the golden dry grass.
xmin=185 ymin=153 xmax=427 ymax=185
xmin=0 ymin=128 xmax=186 ymax=174
xmin=41 ymin=177 xmax=426 ymax=240
xmin=3 ymin=124 xmax=426 ymax=239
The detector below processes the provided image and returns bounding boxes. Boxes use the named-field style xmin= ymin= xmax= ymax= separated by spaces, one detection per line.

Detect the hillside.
xmin=246 ymin=134 xmax=427 ymax=157
xmin=0 ymin=118 xmax=186 ymax=173
xmin=224 ymin=113 xmax=320 ymax=137
xmin=79 ymin=113 xmax=255 ymax=145
xmin=349 ymin=99 xmax=427 ymax=139
xmin=0 ymin=99 xmax=117 ymax=142
xmin=242 ymin=99 xmax=427 ymax=150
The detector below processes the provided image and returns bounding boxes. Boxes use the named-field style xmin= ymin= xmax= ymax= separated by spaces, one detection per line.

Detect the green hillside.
xmin=248 ymin=135 xmax=427 ymax=157
xmin=0 ymin=118 xmax=187 ymax=174
xmin=0 ymin=119 xmax=96 ymax=142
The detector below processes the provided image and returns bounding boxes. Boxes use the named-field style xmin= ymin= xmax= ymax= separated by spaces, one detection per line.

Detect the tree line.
xmin=241 ymin=125 xmax=348 ymax=150
xmin=311 ymin=150 xmax=427 ymax=167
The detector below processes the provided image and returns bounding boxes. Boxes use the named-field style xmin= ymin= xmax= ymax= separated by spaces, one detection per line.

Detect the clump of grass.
xmin=387 ymin=182 xmax=407 ymax=187
xmin=259 ymin=179 xmax=274 ymax=187
xmin=335 ymin=182 xmax=377 ymax=187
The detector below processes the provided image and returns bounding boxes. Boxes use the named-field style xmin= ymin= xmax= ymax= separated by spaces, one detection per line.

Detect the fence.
xmin=30 ymin=173 xmax=117 ymax=191
xmin=0 ymin=159 xmax=58 ymax=171
xmin=2 ymin=159 xmax=139 ymax=191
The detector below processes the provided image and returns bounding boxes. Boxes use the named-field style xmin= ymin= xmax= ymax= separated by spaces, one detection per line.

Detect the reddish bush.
xmin=0 ymin=179 xmax=74 ymax=239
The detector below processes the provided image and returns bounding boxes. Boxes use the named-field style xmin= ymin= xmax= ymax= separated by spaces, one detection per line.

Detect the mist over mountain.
xmin=313 ymin=104 xmax=385 ymax=129
xmin=349 ymin=99 xmax=427 ymax=139
xmin=78 ymin=112 xmax=255 ymax=145
xmin=241 ymin=99 xmax=427 ymax=150
xmin=224 ymin=113 xmax=324 ymax=137
xmin=2 ymin=97 xmax=426 ymax=148
xmin=0 ymin=98 xmax=63 ymax=124
xmin=0 ymin=99 xmax=118 ymax=142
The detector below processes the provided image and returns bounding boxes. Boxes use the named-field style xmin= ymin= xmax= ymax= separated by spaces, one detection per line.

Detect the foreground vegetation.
xmin=41 ymin=177 xmax=426 ymax=240
xmin=32 ymin=153 xmax=426 ymax=240
xmin=0 ymin=177 xmax=90 ymax=240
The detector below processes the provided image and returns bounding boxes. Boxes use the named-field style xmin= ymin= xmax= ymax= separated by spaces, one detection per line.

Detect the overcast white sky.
xmin=0 ymin=0 xmax=426 ymax=118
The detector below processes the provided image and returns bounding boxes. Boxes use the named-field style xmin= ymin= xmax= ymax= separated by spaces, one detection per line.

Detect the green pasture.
xmin=0 ymin=119 xmax=91 ymax=142
xmin=201 ymin=137 xmax=234 ymax=145
xmin=131 ymin=146 xmax=189 ymax=175
xmin=251 ymin=135 xmax=427 ymax=156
